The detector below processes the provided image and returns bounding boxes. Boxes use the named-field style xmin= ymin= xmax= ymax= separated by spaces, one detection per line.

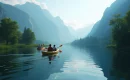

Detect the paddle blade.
xmin=60 ymin=45 xmax=63 ymax=47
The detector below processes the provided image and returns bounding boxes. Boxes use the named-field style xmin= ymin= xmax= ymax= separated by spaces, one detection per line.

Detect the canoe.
xmin=42 ymin=49 xmax=59 ymax=55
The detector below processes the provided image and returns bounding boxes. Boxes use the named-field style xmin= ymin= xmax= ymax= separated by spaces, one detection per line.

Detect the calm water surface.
xmin=0 ymin=45 xmax=108 ymax=80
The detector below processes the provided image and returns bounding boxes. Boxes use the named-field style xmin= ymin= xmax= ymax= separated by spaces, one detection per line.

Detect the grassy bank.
xmin=0 ymin=44 xmax=38 ymax=54
xmin=0 ymin=44 xmax=38 ymax=50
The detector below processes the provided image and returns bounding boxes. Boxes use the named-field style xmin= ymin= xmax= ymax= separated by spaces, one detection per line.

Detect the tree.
xmin=110 ymin=11 xmax=130 ymax=80
xmin=22 ymin=28 xmax=35 ymax=44
xmin=0 ymin=18 xmax=20 ymax=44
xmin=110 ymin=11 xmax=130 ymax=47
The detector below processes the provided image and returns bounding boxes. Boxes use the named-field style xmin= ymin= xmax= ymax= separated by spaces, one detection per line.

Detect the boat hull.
xmin=42 ymin=49 xmax=59 ymax=55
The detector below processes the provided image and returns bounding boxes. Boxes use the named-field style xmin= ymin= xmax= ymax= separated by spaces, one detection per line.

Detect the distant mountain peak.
xmin=25 ymin=2 xmax=36 ymax=5
xmin=22 ymin=2 xmax=41 ymax=9
xmin=55 ymin=16 xmax=61 ymax=20
xmin=55 ymin=16 xmax=65 ymax=24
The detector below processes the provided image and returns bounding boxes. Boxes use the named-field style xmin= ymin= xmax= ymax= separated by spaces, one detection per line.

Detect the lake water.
xmin=0 ymin=45 xmax=113 ymax=80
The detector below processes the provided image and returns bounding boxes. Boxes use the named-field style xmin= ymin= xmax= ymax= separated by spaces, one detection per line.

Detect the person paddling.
xmin=53 ymin=45 xmax=57 ymax=51
xmin=48 ymin=44 xmax=53 ymax=51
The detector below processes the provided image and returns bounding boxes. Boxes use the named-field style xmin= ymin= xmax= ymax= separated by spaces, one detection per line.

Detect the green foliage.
xmin=0 ymin=18 xmax=36 ymax=45
xmin=110 ymin=10 xmax=130 ymax=80
xmin=0 ymin=44 xmax=38 ymax=54
xmin=22 ymin=27 xmax=36 ymax=44
xmin=72 ymin=36 xmax=100 ymax=47
xmin=110 ymin=11 xmax=130 ymax=48
xmin=0 ymin=18 xmax=20 ymax=44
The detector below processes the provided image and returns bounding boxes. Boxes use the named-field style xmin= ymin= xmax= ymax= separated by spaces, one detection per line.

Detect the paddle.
xmin=57 ymin=45 xmax=63 ymax=49
xmin=57 ymin=45 xmax=63 ymax=52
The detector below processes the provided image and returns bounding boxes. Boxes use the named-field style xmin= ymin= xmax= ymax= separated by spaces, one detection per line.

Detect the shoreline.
xmin=0 ymin=44 xmax=38 ymax=53
xmin=0 ymin=44 xmax=38 ymax=49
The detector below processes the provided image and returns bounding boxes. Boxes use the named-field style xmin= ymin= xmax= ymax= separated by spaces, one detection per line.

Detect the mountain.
xmin=15 ymin=2 xmax=60 ymax=43
xmin=89 ymin=0 xmax=130 ymax=40
xmin=72 ymin=0 xmax=130 ymax=46
xmin=16 ymin=2 xmax=73 ymax=44
xmin=67 ymin=26 xmax=78 ymax=39
xmin=76 ymin=24 xmax=94 ymax=38
xmin=67 ymin=24 xmax=94 ymax=40
xmin=53 ymin=16 xmax=74 ymax=43
xmin=88 ymin=21 xmax=100 ymax=36
xmin=0 ymin=2 xmax=33 ymax=31
xmin=40 ymin=9 xmax=74 ymax=43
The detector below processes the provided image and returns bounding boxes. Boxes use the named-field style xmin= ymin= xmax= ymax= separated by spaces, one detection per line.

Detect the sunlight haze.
xmin=0 ymin=0 xmax=116 ymax=30
xmin=44 ymin=0 xmax=116 ymax=30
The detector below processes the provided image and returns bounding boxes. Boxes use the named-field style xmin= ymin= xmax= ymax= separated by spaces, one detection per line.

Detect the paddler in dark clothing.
xmin=53 ymin=45 xmax=57 ymax=51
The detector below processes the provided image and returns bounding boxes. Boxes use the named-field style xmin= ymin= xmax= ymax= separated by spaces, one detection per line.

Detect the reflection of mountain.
xmin=16 ymin=2 xmax=73 ymax=43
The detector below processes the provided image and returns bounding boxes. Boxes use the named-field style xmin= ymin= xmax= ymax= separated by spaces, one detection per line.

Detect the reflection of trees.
xmin=0 ymin=48 xmax=36 ymax=54
xmin=19 ymin=48 xmax=36 ymax=54
xmin=0 ymin=55 xmax=35 ymax=80
xmin=73 ymin=46 xmax=114 ymax=80
xmin=0 ymin=55 xmax=21 ymax=79
xmin=0 ymin=48 xmax=36 ymax=80
xmin=0 ymin=48 xmax=18 ymax=54
xmin=85 ymin=47 xmax=114 ymax=80
xmin=112 ymin=48 xmax=130 ymax=80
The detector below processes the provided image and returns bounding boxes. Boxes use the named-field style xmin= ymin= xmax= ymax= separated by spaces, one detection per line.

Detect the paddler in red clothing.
xmin=48 ymin=44 xmax=53 ymax=51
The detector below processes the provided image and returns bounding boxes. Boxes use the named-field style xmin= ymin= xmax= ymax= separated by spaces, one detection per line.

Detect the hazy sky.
xmin=0 ymin=0 xmax=116 ymax=30
xmin=44 ymin=0 xmax=116 ymax=29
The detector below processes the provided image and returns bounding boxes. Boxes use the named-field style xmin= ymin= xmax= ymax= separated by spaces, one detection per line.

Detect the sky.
xmin=0 ymin=0 xmax=116 ymax=30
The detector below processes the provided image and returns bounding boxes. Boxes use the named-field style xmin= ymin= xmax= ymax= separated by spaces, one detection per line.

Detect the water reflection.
xmin=0 ymin=45 xmax=108 ymax=80
xmin=111 ymin=48 xmax=130 ymax=80
xmin=0 ymin=48 xmax=36 ymax=80
xmin=72 ymin=46 xmax=114 ymax=80
xmin=47 ymin=45 xmax=107 ymax=80
xmin=42 ymin=53 xmax=60 ymax=64
xmin=1 ymin=48 xmax=36 ymax=54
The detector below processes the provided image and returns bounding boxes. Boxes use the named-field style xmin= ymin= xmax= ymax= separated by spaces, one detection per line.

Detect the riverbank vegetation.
xmin=72 ymin=36 xmax=100 ymax=47
xmin=0 ymin=44 xmax=38 ymax=49
xmin=0 ymin=18 xmax=36 ymax=49
xmin=109 ymin=10 xmax=130 ymax=79
xmin=110 ymin=11 xmax=130 ymax=48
